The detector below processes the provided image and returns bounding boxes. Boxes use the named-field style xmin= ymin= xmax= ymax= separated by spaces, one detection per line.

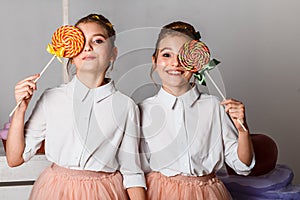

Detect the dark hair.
xmin=67 ymin=14 xmax=116 ymax=77
xmin=152 ymin=21 xmax=200 ymax=61
xmin=75 ymin=14 xmax=116 ymax=46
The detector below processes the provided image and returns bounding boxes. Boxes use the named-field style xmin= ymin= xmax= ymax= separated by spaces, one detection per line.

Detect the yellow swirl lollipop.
xmin=49 ymin=25 xmax=85 ymax=58
xmin=10 ymin=25 xmax=85 ymax=117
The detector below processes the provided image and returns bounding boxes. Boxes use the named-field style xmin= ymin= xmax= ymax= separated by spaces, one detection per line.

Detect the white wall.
xmin=1 ymin=0 xmax=299 ymax=183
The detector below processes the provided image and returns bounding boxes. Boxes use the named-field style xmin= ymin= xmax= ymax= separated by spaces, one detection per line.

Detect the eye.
xmin=162 ymin=53 xmax=171 ymax=57
xmin=93 ymin=38 xmax=104 ymax=44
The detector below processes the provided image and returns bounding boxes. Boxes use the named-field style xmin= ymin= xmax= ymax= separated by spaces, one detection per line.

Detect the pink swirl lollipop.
xmin=178 ymin=40 xmax=210 ymax=72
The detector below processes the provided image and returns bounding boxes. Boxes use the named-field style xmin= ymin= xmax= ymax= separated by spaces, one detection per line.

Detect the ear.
xmin=152 ymin=56 xmax=156 ymax=70
xmin=110 ymin=47 xmax=118 ymax=62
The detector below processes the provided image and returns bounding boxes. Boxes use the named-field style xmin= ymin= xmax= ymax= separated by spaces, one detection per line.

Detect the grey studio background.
xmin=0 ymin=0 xmax=299 ymax=184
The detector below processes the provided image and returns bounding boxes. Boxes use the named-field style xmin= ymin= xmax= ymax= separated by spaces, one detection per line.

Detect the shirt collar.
xmin=157 ymin=86 xmax=200 ymax=109
xmin=73 ymin=76 xmax=116 ymax=102
xmin=179 ymin=85 xmax=201 ymax=107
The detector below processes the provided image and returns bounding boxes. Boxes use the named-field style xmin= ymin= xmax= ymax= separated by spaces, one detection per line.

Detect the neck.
xmin=76 ymin=73 xmax=106 ymax=89
xmin=162 ymin=83 xmax=191 ymax=97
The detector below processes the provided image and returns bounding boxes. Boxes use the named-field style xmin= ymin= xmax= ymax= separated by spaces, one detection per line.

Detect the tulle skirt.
xmin=146 ymin=172 xmax=232 ymax=200
xmin=29 ymin=164 xmax=129 ymax=200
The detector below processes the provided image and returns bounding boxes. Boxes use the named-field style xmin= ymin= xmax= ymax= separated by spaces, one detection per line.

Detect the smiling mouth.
xmin=166 ymin=70 xmax=184 ymax=75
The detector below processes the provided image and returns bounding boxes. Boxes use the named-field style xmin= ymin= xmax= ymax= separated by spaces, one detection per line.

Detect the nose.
xmin=83 ymin=41 xmax=92 ymax=52
xmin=170 ymin=55 xmax=180 ymax=68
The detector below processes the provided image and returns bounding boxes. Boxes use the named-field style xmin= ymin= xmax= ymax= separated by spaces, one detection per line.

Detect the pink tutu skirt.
xmin=146 ymin=172 xmax=232 ymax=200
xmin=29 ymin=164 xmax=129 ymax=200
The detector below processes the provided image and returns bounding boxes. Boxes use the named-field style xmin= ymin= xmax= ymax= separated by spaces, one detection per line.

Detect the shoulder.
xmin=113 ymin=90 xmax=138 ymax=108
xmin=138 ymin=95 xmax=158 ymax=107
xmin=137 ymin=95 xmax=161 ymax=118
xmin=40 ymin=82 xmax=71 ymax=101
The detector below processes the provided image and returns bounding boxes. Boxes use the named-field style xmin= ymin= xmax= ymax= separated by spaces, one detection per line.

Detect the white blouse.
xmin=23 ymin=76 xmax=145 ymax=188
xmin=139 ymin=86 xmax=255 ymax=177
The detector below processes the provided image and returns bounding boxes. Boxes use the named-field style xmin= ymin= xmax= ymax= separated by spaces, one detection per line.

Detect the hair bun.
xmin=194 ymin=31 xmax=201 ymax=40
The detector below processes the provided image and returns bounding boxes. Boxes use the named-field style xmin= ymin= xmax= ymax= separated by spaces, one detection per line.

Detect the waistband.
xmin=50 ymin=164 xmax=117 ymax=179
xmin=147 ymin=171 xmax=218 ymax=185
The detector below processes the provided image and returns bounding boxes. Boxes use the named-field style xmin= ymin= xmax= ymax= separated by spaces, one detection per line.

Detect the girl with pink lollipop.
xmin=139 ymin=21 xmax=255 ymax=199
xmin=6 ymin=14 xmax=146 ymax=200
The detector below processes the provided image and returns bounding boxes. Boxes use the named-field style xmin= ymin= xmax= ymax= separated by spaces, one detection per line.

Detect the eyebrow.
xmin=92 ymin=33 xmax=108 ymax=39
xmin=159 ymin=47 xmax=173 ymax=52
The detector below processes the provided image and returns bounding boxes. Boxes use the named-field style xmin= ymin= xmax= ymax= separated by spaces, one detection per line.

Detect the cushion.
xmin=218 ymin=164 xmax=297 ymax=199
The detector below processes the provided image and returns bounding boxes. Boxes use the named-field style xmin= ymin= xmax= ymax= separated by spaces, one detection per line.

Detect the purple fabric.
xmin=217 ymin=164 xmax=300 ymax=199
xmin=230 ymin=185 xmax=300 ymax=199
xmin=263 ymin=184 xmax=300 ymax=199
xmin=0 ymin=119 xmax=10 ymax=140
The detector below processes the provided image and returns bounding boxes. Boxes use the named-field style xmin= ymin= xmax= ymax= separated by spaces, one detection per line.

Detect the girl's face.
xmin=153 ymin=35 xmax=193 ymax=93
xmin=72 ymin=22 xmax=117 ymax=76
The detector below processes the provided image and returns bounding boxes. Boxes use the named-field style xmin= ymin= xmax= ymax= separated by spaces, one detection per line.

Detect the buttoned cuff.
xmin=123 ymin=173 xmax=146 ymax=189
xmin=232 ymin=154 xmax=256 ymax=176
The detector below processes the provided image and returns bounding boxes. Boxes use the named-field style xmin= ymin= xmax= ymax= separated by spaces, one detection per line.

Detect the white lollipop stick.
xmin=204 ymin=71 xmax=226 ymax=100
xmin=9 ymin=55 xmax=56 ymax=117
xmin=204 ymin=71 xmax=248 ymax=132
xmin=34 ymin=55 xmax=56 ymax=83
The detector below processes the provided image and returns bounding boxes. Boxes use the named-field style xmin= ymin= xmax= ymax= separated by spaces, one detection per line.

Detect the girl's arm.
xmin=127 ymin=187 xmax=147 ymax=200
xmin=221 ymin=99 xmax=254 ymax=166
xmin=6 ymin=74 xmax=39 ymax=167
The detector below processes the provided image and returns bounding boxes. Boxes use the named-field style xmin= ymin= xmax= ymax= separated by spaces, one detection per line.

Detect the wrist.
xmin=12 ymin=107 xmax=27 ymax=118
xmin=238 ymin=130 xmax=250 ymax=137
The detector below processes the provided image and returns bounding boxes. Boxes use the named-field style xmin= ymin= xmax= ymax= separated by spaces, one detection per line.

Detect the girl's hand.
xmin=221 ymin=98 xmax=248 ymax=132
xmin=14 ymin=74 xmax=39 ymax=111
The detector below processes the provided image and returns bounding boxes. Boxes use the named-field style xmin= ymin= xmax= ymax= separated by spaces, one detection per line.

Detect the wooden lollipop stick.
xmin=204 ymin=71 xmax=248 ymax=132
xmin=9 ymin=55 xmax=56 ymax=117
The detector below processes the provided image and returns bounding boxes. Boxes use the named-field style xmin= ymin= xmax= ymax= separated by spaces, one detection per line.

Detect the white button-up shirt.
xmin=23 ymin=76 xmax=145 ymax=188
xmin=139 ymin=86 xmax=255 ymax=177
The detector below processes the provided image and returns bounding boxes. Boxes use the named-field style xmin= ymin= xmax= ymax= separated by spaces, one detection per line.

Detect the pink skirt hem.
xmin=29 ymin=164 xmax=129 ymax=200
xmin=146 ymin=172 xmax=232 ymax=200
